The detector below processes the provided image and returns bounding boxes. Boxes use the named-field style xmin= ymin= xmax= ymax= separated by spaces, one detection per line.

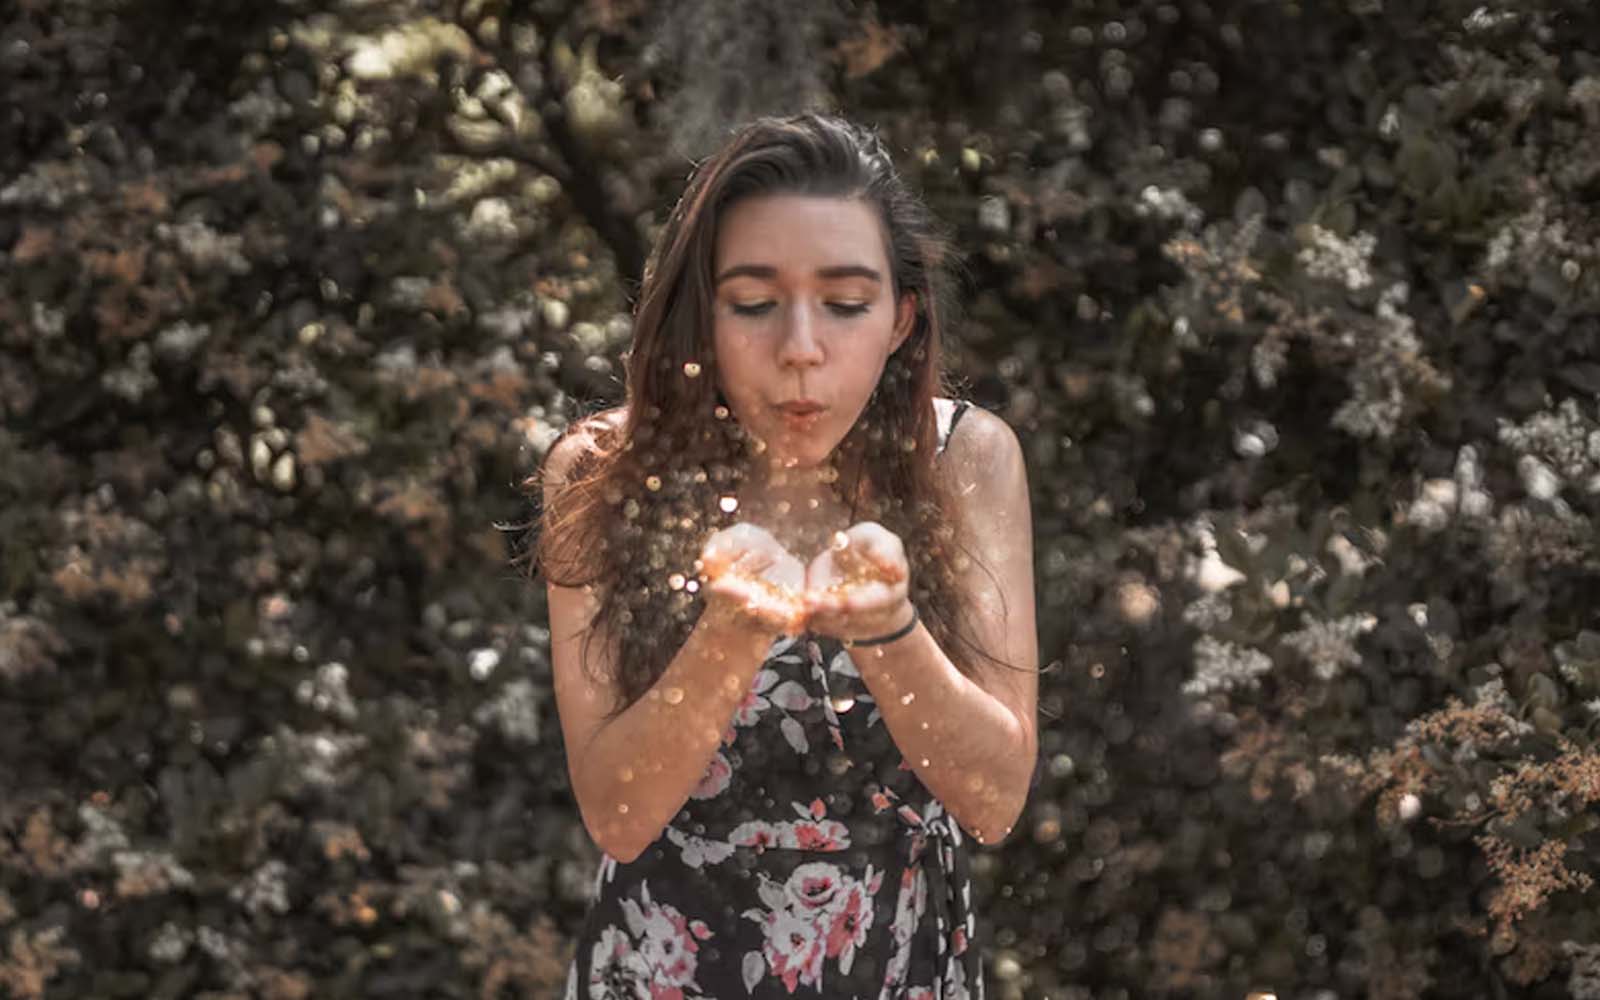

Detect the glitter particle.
xmin=714 ymin=405 xmax=730 ymax=419
xmin=645 ymin=475 xmax=662 ymax=492
xmin=719 ymin=495 xmax=739 ymax=513
xmin=901 ymin=692 xmax=916 ymax=706
xmin=683 ymin=361 xmax=703 ymax=377
xmin=663 ymin=686 xmax=685 ymax=705
xmin=669 ymin=573 xmax=687 ymax=590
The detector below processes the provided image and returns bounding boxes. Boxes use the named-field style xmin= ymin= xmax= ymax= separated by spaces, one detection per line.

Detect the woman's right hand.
xmin=697 ymin=523 xmax=808 ymax=636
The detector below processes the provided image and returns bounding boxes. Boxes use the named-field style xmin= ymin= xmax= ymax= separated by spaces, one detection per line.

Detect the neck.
xmin=734 ymin=445 xmax=866 ymax=552
xmin=741 ymin=460 xmax=844 ymax=511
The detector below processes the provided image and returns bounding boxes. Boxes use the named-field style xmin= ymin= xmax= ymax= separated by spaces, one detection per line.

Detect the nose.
xmin=776 ymin=301 xmax=824 ymax=370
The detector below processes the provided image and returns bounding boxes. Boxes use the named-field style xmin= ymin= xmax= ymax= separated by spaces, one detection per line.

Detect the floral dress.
xmin=564 ymin=402 xmax=984 ymax=1000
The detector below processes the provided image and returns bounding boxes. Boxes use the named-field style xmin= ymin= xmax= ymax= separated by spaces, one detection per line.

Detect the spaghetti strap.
xmin=937 ymin=399 xmax=971 ymax=457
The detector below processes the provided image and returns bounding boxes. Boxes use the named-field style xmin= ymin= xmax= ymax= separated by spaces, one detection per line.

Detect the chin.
xmin=766 ymin=437 xmax=838 ymax=471
xmin=768 ymin=448 xmax=828 ymax=471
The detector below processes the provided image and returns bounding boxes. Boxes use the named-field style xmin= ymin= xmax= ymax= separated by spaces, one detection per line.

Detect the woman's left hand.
xmin=803 ymin=521 xmax=914 ymax=642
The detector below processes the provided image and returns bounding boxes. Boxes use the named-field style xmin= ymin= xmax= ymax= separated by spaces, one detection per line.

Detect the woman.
xmin=529 ymin=113 xmax=1037 ymax=999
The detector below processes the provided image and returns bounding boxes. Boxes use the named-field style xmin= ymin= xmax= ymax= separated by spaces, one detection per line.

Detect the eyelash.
xmin=730 ymin=302 xmax=870 ymax=318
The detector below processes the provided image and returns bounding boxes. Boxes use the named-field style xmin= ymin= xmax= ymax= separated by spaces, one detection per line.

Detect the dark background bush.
xmin=3 ymin=0 xmax=1598 ymax=996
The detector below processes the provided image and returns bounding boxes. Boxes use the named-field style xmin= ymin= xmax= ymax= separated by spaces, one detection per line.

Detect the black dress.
xmin=564 ymin=401 xmax=984 ymax=1000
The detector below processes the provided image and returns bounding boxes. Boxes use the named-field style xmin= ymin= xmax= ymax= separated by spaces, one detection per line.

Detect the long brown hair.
xmin=514 ymin=112 xmax=1000 ymax=716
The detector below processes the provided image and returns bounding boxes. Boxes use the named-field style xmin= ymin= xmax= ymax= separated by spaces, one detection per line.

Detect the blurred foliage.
xmin=3 ymin=0 xmax=1600 ymax=996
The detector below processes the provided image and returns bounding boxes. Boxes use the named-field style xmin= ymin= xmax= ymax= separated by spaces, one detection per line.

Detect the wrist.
xmin=699 ymin=596 xmax=796 ymax=645
xmin=843 ymin=602 xmax=918 ymax=648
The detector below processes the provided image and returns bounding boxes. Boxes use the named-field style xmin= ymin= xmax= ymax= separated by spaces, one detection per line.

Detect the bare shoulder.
xmin=937 ymin=400 xmax=1026 ymax=494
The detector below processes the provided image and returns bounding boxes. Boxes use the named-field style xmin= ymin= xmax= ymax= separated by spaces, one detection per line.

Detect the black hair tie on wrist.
xmin=846 ymin=605 xmax=919 ymax=647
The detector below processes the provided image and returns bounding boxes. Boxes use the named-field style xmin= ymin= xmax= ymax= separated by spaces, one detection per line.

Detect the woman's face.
xmin=710 ymin=194 xmax=915 ymax=472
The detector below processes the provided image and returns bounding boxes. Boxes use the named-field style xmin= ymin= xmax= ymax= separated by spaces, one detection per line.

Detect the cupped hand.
xmin=801 ymin=522 xmax=913 ymax=642
xmin=698 ymin=521 xmax=913 ymax=642
xmin=698 ymin=523 xmax=809 ymax=635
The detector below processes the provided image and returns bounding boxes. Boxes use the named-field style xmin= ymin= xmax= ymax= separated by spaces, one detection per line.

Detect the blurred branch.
xmin=437 ymin=127 xmax=571 ymax=185
xmin=474 ymin=0 xmax=646 ymax=285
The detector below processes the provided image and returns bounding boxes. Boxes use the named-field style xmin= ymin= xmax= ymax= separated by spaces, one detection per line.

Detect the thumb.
xmin=732 ymin=548 xmax=776 ymax=576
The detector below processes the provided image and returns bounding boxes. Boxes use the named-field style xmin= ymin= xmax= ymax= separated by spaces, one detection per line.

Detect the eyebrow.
xmin=714 ymin=264 xmax=883 ymax=285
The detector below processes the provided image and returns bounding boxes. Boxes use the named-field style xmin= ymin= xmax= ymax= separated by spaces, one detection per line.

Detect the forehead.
xmin=714 ymin=194 xmax=890 ymax=272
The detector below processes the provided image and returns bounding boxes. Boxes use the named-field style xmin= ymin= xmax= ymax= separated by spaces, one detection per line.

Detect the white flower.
xmin=761 ymin=907 xmax=826 ymax=992
xmin=588 ymin=926 xmax=650 ymax=999
xmin=1499 ymin=399 xmax=1600 ymax=492
xmin=1298 ymin=225 xmax=1377 ymax=291
xmin=1191 ymin=551 xmax=1247 ymax=593
xmin=784 ymin=861 xmax=849 ymax=919
xmin=665 ymin=828 xmax=735 ymax=870
xmin=1281 ymin=613 xmax=1378 ymax=681
xmin=1183 ymin=636 xmax=1274 ymax=696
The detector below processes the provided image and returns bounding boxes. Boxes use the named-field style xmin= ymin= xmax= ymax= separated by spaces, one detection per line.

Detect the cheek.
xmin=710 ymin=330 xmax=763 ymax=409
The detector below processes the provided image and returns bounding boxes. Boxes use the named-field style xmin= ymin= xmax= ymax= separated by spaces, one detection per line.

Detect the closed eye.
xmin=729 ymin=302 xmax=871 ymax=318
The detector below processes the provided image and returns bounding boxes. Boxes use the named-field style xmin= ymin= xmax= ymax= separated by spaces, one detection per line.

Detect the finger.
xmin=699 ymin=534 xmax=745 ymax=577
xmin=802 ymin=588 xmax=844 ymax=616
xmin=773 ymin=555 xmax=806 ymax=584
xmin=730 ymin=548 xmax=776 ymax=576
xmin=704 ymin=545 xmax=772 ymax=584
xmin=826 ymin=534 xmax=886 ymax=584
xmin=841 ymin=581 xmax=902 ymax=613
xmin=803 ymin=549 xmax=839 ymax=592
xmin=747 ymin=589 xmax=808 ymax=634
xmin=804 ymin=599 xmax=847 ymax=630
xmin=849 ymin=538 xmax=906 ymax=583
xmin=717 ymin=572 xmax=778 ymax=607
xmin=847 ymin=523 xmax=907 ymax=571
xmin=868 ymin=556 xmax=907 ymax=584
xmin=834 ymin=538 xmax=872 ymax=577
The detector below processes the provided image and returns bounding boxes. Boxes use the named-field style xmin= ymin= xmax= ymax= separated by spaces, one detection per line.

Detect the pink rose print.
xmin=732 ymin=669 xmax=780 ymax=728
xmin=618 ymin=882 xmax=713 ymax=997
xmin=777 ymin=799 xmax=851 ymax=851
xmin=784 ymin=861 xmax=846 ymax=917
xmin=761 ymin=908 xmax=826 ymax=993
xmin=741 ymin=862 xmax=881 ymax=992
xmin=824 ymin=873 xmax=880 ymax=974
xmin=787 ymin=820 xmax=849 ymax=851
xmin=689 ymin=751 xmax=731 ymax=800
xmin=728 ymin=820 xmax=782 ymax=851
xmin=588 ymin=925 xmax=651 ymax=999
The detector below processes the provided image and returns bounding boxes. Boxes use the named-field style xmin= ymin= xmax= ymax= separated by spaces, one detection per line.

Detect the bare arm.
xmin=851 ymin=407 xmax=1039 ymax=844
xmin=852 ymin=626 xmax=1035 ymax=844
xmin=541 ymin=428 xmax=790 ymax=863
xmin=549 ymin=581 xmax=775 ymax=862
